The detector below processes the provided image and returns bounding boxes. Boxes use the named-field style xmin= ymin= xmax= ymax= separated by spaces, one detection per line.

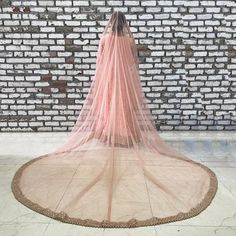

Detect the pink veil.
xmin=11 ymin=11 xmax=218 ymax=228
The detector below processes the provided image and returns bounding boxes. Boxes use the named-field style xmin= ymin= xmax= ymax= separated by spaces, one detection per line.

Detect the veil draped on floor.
xmin=11 ymin=11 xmax=218 ymax=228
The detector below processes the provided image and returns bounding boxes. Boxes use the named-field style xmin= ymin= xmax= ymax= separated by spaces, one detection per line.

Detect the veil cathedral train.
xmin=11 ymin=11 xmax=218 ymax=228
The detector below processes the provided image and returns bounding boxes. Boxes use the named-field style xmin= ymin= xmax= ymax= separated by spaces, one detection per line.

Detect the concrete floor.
xmin=0 ymin=131 xmax=236 ymax=236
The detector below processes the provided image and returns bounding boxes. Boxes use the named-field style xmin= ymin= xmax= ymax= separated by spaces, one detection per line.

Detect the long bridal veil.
xmin=11 ymin=11 xmax=218 ymax=228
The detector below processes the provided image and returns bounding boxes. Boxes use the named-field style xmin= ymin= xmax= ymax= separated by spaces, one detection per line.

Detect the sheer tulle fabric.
xmin=11 ymin=14 xmax=218 ymax=228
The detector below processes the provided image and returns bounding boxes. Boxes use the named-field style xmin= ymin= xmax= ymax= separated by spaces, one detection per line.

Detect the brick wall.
xmin=0 ymin=0 xmax=235 ymax=132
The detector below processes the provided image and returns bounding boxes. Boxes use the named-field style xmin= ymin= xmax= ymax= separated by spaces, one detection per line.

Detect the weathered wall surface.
xmin=0 ymin=0 xmax=235 ymax=131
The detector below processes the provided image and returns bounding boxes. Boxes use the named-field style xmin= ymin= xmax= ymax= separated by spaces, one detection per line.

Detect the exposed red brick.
xmin=65 ymin=56 xmax=74 ymax=64
xmin=228 ymin=46 xmax=236 ymax=58
xmin=58 ymin=87 xmax=67 ymax=93
xmin=23 ymin=6 xmax=30 ymax=13
xmin=137 ymin=45 xmax=147 ymax=51
xmin=65 ymin=39 xmax=73 ymax=44
xmin=41 ymin=87 xmax=51 ymax=94
xmin=12 ymin=6 xmax=20 ymax=13
xmin=185 ymin=45 xmax=193 ymax=57
xmin=59 ymin=98 xmax=75 ymax=104
xmin=41 ymin=75 xmax=52 ymax=81
xmin=41 ymin=64 xmax=57 ymax=69
xmin=49 ymin=52 xmax=57 ymax=57
xmin=50 ymin=81 xmax=67 ymax=87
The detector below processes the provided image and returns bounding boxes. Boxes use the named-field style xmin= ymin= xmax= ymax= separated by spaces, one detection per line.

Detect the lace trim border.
xmin=11 ymin=153 xmax=218 ymax=228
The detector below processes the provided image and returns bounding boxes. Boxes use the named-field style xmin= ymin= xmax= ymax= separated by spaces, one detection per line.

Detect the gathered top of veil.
xmin=96 ymin=11 xmax=139 ymax=73
xmin=102 ymin=10 xmax=134 ymax=37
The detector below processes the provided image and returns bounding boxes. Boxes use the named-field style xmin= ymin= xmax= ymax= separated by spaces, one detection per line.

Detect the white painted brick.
xmin=56 ymin=1 xmax=72 ymax=6
xmin=66 ymin=21 xmax=81 ymax=26
xmin=124 ymin=1 xmax=139 ymax=6
xmin=53 ymin=127 xmax=67 ymax=131
xmin=50 ymin=46 xmax=65 ymax=51
xmin=141 ymin=1 xmax=157 ymax=6
xmin=0 ymin=14 xmax=11 ymax=19
xmin=91 ymin=1 xmax=106 ymax=6
xmin=0 ymin=122 xmax=8 ymax=127
xmin=30 ymin=122 xmax=44 ymax=126
xmin=74 ymin=1 xmax=90 ymax=6
xmin=45 ymin=121 xmax=59 ymax=126
xmin=57 ymin=15 xmax=72 ymax=20
xmin=37 ymin=127 xmax=52 ymax=131
xmin=139 ymin=14 xmax=153 ymax=20
xmin=4 ymin=20 xmax=20 ymax=26
xmin=29 ymin=110 xmax=43 ymax=115
xmin=107 ymin=1 xmax=123 ymax=6
xmin=44 ymin=111 xmax=59 ymax=115
xmin=60 ymin=122 xmax=75 ymax=126
xmin=200 ymin=1 xmax=216 ymax=6
xmin=184 ymin=1 xmax=199 ymax=6
xmin=32 ymin=21 xmax=47 ymax=26
xmin=37 ymin=1 xmax=53 ymax=6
